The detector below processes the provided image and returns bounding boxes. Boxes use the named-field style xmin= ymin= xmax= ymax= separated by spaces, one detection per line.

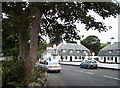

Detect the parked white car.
xmin=45 ymin=62 xmax=61 ymax=72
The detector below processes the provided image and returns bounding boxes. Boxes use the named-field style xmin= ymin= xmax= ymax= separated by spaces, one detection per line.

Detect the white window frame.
xmin=69 ymin=49 xmax=74 ymax=53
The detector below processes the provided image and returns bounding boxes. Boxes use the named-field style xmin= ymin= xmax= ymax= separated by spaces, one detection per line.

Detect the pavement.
xmin=60 ymin=61 xmax=120 ymax=70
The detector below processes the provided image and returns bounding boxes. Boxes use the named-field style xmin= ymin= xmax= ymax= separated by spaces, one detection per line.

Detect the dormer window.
xmin=116 ymin=49 xmax=120 ymax=54
xmin=53 ymin=49 xmax=56 ymax=53
xmin=62 ymin=49 xmax=66 ymax=53
xmin=83 ymin=50 xmax=87 ymax=53
xmin=109 ymin=50 xmax=113 ymax=53
xmin=69 ymin=49 xmax=74 ymax=53
xmin=76 ymin=50 xmax=80 ymax=53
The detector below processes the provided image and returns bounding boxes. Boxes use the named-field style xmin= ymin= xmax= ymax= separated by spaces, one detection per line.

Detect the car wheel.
xmin=87 ymin=65 xmax=90 ymax=69
xmin=57 ymin=70 xmax=60 ymax=73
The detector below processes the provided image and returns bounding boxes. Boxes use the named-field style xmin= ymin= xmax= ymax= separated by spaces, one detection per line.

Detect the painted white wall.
xmin=72 ymin=56 xmax=75 ymax=61
xmin=118 ymin=57 xmax=120 ymax=63
xmin=67 ymin=56 xmax=70 ymax=61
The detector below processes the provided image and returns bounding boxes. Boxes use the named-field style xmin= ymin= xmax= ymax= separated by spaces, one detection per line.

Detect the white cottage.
xmin=55 ymin=42 xmax=91 ymax=62
xmin=98 ymin=42 xmax=120 ymax=63
xmin=41 ymin=42 xmax=91 ymax=62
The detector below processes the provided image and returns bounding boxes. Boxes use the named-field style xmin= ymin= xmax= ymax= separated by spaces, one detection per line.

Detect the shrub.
xmin=2 ymin=59 xmax=25 ymax=87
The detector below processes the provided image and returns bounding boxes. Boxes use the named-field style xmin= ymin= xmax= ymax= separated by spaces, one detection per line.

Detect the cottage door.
xmin=70 ymin=56 xmax=72 ymax=61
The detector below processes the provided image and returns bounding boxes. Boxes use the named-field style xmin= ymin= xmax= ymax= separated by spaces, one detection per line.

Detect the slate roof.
xmin=41 ymin=49 xmax=56 ymax=56
xmin=56 ymin=43 xmax=91 ymax=56
xmin=56 ymin=43 xmax=89 ymax=50
xmin=42 ymin=43 xmax=91 ymax=56
xmin=98 ymin=42 xmax=120 ymax=56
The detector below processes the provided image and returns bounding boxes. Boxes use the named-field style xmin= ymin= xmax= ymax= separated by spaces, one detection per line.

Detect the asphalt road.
xmin=47 ymin=65 xmax=120 ymax=87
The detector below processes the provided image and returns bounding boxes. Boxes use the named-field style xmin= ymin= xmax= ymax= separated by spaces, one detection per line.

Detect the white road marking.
xmin=85 ymin=72 xmax=94 ymax=75
xmin=63 ymin=67 xmax=119 ymax=82
xmin=104 ymin=75 xmax=120 ymax=81
xmin=74 ymin=70 xmax=94 ymax=75
xmin=74 ymin=70 xmax=83 ymax=73
xmin=79 ymin=71 xmax=84 ymax=73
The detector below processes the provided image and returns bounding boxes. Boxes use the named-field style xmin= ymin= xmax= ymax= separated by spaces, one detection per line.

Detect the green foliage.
xmin=2 ymin=2 xmax=120 ymax=54
xmin=2 ymin=59 xmax=25 ymax=87
xmin=32 ymin=66 xmax=47 ymax=82
xmin=40 ymin=2 xmax=120 ymax=43
xmin=81 ymin=35 xmax=101 ymax=55
xmin=2 ymin=2 xmax=30 ymax=57
xmin=2 ymin=59 xmax=47 ymax=87
xmin=38 ymin=41 xmax=48 ymax=58
xmin=100 ymin=43 xmax=107 ymax=49
xmin=2 ymin=2 xmax=120 ymax=87
xmin=66 ymin=41 xmax=77 ymax=44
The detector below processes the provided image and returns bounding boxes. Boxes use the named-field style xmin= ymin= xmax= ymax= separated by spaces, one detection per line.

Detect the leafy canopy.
xmin=81 ymin=35 xmax=101 ymax=55
xmin=2 ymin=2 xmax=120 ymax=50
xmin=39 ymin=2 xmax=120 ymax=44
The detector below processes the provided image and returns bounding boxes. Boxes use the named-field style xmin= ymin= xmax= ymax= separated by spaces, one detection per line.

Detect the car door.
xmin=84 ymin=60 xmax=89 ymax=68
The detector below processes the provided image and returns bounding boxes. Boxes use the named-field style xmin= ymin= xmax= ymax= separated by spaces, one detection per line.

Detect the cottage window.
xmin=117 ymin=50 xmax=119 ymax=53
xmin=115 ymin=57 xmax=117 ymax=59
xmin=76 ymin=50 xmax=80 ymax=53
xmin=109 ymin=50 xmax=113 ymax=53
xmin=82 ymin=57 xmax=84 ymax=59
xmin=83 ymin=50 xmax=87 ymax=53
xmin=61 ymin=56 xmax=63 ymax=59
xmin=62 ymin=49 xmax=66 ymax=53
xmin=53 ymin=49 xmax=56 ymax=53
xmin=104 ymin=57 xmax=106 ymax=59
xmin=69 ymin=49 xmax=73 ymax=53
xmin=70 ymin=56 xmax=72 ymax=61
xmin=75 ymin=56 xmax=77 ymax=59
xmin=66 ymin=56 xmax=67 ymax=60
xmin=108 ymin=57 xmax=110 ymax=60
xmin=111 ymin=57 xmax=113 ymax=60
xmin=79 ymin=56 xmax=81 ymax=59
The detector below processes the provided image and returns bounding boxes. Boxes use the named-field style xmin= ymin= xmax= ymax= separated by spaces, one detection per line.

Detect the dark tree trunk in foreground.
xmin=19 ymin=27 xmax=29 ymax=60
xmin=30 ymin=6 xmax=43 ymax=72
xmin=19 ymin=26 xmax=30 ymax=85
xmin=19 ymin=4 xmax=43 ymax=85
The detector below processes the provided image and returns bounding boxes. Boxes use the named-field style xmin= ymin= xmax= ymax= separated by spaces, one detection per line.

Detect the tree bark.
xmin=19 ymin=26 xmax=31 ymax=86
xmin=19 ymin=27 xmax=29 ymax=60
xmin=30 ymin=6 xmax=43 ymax=71
xmin=19 ymin=4 xmax=43 ymax=85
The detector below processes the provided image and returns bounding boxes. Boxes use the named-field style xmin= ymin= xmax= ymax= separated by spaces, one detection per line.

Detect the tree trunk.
xmin=19 ymin=4 xmax=43 ymax=85
xmin=19 ymin=27 xmax=29 ymax=60
xmin=30 ymin=6 xmax=43 ymax=71
xmin=19 ymin=26 xmax=31 ymax=86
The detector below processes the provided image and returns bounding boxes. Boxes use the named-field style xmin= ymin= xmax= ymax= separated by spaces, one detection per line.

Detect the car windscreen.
xmin=89 ymin=60 xmax=96 ymax=63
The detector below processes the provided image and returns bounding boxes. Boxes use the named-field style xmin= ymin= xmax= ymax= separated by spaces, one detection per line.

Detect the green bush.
xmin=32 ymin=66 xmax=47 ymax=81
xmin=2 ymin=59 xmax=47 ymax=88
xmin=2 ymin=59 xmax=25 ymax=87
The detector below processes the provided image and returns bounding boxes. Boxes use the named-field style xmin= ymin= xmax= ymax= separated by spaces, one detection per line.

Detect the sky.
xmin=76 ymin=10 xmax=119 ymax=44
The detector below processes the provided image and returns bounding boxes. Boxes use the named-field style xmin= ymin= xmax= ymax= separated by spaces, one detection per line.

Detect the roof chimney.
xmin=63 ymin=40 xmax=66 ymax=44
xmin=53 ymin=44 xmax=56 ymax=49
